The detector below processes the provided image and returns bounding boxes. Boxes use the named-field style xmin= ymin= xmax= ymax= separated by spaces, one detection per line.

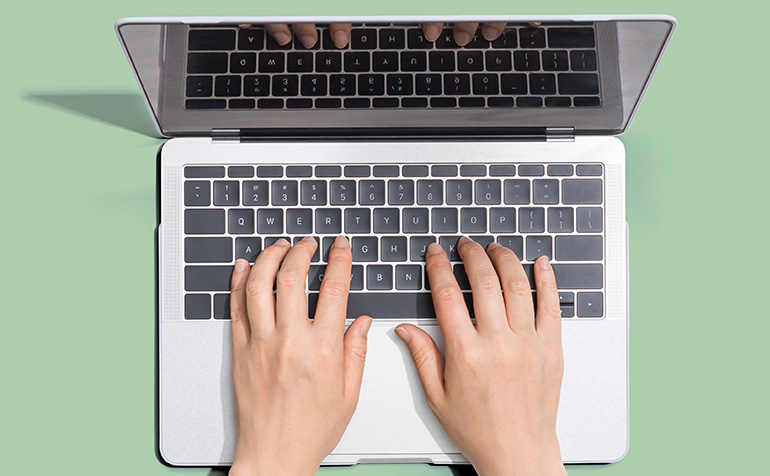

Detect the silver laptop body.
xmin=115 ymin=14 xmax=676 ymax=467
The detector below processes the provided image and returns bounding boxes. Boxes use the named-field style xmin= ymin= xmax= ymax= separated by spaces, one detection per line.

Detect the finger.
xmin=422 ymin=22 xmax=444 ymax=42
xmin=313 ymin=236 xmax=352 ymax=334
xmin=453 ymin=22 xmax=479 ymax=46
xmin=481 ymin=22 xmax=507 ymax=40
xmin=395 ymin=324 xmax=445 ymax=409
xmin=486 ymin=242 xmax=536 ymax=334
xmin=533 ymin=256 xmax=562 ymax=347
xmin=425 ymin=243 xmax=475 ymax=344
xmin=456 ymin=237 xmax=507 ymax=333
xmin=290 ymin=22 xmax=318 ymax=49
xmin=275 ymin=236 xmax=317 ymax=330
xmin=229 ymin=259 xmax=251 ymax=347
xmin=246 ymin=239 xmax=291 ymax=336
xmin=343 ymin=315 xmax=373 ymax=401
xmin=329 ymin=23 xmax=352 ymax=48
xmin=264 ymin=23 xmax=292 ymax=45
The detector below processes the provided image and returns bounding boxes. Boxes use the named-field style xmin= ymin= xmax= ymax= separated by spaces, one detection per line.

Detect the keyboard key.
xmin=410 ymin=236 xmax=437 ymax=261
xmin=367 ymin=265 xmax=393 ymax=290
xmin=373 ymin=98 xmax=400 ymax=108
xmin=561 ymin=305 xmax=574 ymax=318
xmin=381 ymin=237 xmax=407 ymax=262
xmin=185 ymin=265 xmax=234 ymax=292
xmin=321 ymin=238 xmax=335 ymax=261
xmin=286 ymin=209 xmax=313 ymax=234
xmin=359 ymin=180 xmax=385 ymax=205
xmin=497 ymin=236 xmax=523 ymax=258
xmin=214 ymin=294 xmax=231 ymax=320
xmin=458 ymin=51 xmax=484 ymax=71
xmin=185 ymin=99 xmax=224 ymax=110
xmin=264 ymin=237 xmax=290 ymax=248
xmin=235 ymin=237 xmax=261 ymax=262
xmin=432 ymin=165 xmax=457 ymax=177
xmin=316 ymin=165 xmax=341 ymax=177
xmin=526 ymin=236 xmax=552 ymax=260
xmin=330 ymin=180 xmax=356 ymax=205
xmin=330 ymin=74 xmax=356 ymax=95
xmin=317 ymin=52 xmax=342 ymax=72
xmin=402 ymin=97 xmax=428 ymax=108
xmin=577 ymin=292 xmax=603 ymax=317
xmin=351 ymin=29 xmax=377 ymax=49
xmin=300 ymin=75 xmax=327 ymax=96
xmin=373 ymin=165 xmax=399 ymax=177
xmin=185 ymin=294 xmax=211 ymax=320
xmin=407 ymin=28 xmax=433 ymax=49
xmin=548 ymin=207 xmax=574 ymax=233
xmin=542 ymin=50 xmax=569 ymax=71
xmin=470 ymin=235 xmax=494 ymax=250
xmin=513 ymin=51 xmax=540 ymax=71
xmin=242 ymin=180 xmax=269 ymax=206
xmin=501 ymin=74 xmax=528 ymax=95
xmin=271 ymin=181 xmax=298 ymax=205
xmin=402 ymin=165 xmax=428 ymax=177
xmin=570 ymin=50 xmax=597 ymax=71
xmin=344 ymin=52 xmax=370 ymax=72
xmin=460 ymin=208 xmax=487 ymax=233
xmin=555 ymin=236 xmax=603 ymax=261
xmin=388 ymin=180 xmax=415 ymax=204
xmin=214 ymin=76 xmax=241 ymax=97
xmin=547 ymin=165 xmax=573 ymax=176
xmin=416 ymin=74 xmax=442 ymax=95
xmin=185 ymin=237 xmax=232 ymax=263
xmin=387 ymin=74 xmax=413 ymax=95
xmin=257 ymin=166 xmax=282 ymax=178
xmin=403 ymin=208 xmax=429 ymax=233
xmin=490 ymin=208 xmax=516 ymax=233
xmin=518 ymin=165 xmax=544 ymax=176
xmin=475 ymin=179 xmax=501 ymax=204
xmin=548 ymin=28 xmax=596 ymax=49
xmin=373 ymin=52 xmax=399 ymax=72
xmin=552 ymin=264 xmax=603 ymax=289
xmin=187 ymin=52 xmax=228 ymax=73
xmin=439 ymin=236 xmax=462 ymax=261
xmin=576 ymin=207 xmax=603 ymax=233
xmin=308 ymin=265 xmax=325 ymax=290
xmin=396 ymin=265 xmax=422 ymax=290
xmin=558 ymin=73 xmax=599 ymax=95
xmin=563 ymin=179 xmax=602 ymax=204
xmin=345 ymin=165 xmax=371 ymax=177
xmin=238 ymin=29 xmax=264 ymax=50
xmin=315 ymin=209 xmax=342 ymax=234
xmin=473 ymin=74 xmax=499 ymax=95
xmin=488 ymin=97 xmax=514 ymax=107
xmin=272 ymin=75 xmax=299 ymax=96
xmin=417 ymin=180 xmax=443 ymax=205
xmin=373 ymin=208 xmax=400 ymax=233
xmin=576 ymin=164 xmax=603 ymax=176
xmin=402 ymin=51 xmax=427 ymax=71
xmin=453 ymin=264 xmax=471 ymax=290
xmin=460 ymin=164 xmax=486 ymax=177
xmin=231 ymin=52 xmax=257 ymax=73
xmin=258 ymin=53 xmax=284 ymax=73
xmin=321 ymin=28 xmax=346 ymax=50
xmin=429 ymin=51 xmax=455 ymax=72
xmin=244 ymin=75 xmax=270 ymax=96
xmin=574 ymin=97 xmax=600 ymax=107
xmin=228 ymin=166 xmax=254 ymax=178
xmin=266 ymin=34 xmax=292 ymax=50
xmin=358 ymin=74 xmax=385 ymax=96
xmin=286 ymin=166 xmax=311 ymax=178
xmin=533 ymin=179 xmax=559 ymax=204
xmin=300 ymin=180 xmax=326 ymax=205
xmin=352 ymin=236 xmax=378 ymax=261
xmin=345 ymin=208 xmax=371 ymax=234
xmin=529 ymin=74 xmax=556 ymax=95
xmin=519 ymin=28 xmax=545 ymax=48
xmin=431 ymin=97 xmax=457 ymax=107
xmin=545 ymin=97 xmax=571 ymax=107
xmin=437 ymin=29 xmax=459 ymax=49
xmin=485 ymin=51 xmax=512 ymax=71
xmin=185 ymin=166 xmax=225 ymax=179
xmin=186 ymin=76 xmax=212 ymax=97
xmin=432 ymin=208 xmax=458 ymax=233
xmin=490 ymin=165 xmax=515 ymax=176
xmin=517 ymin=97 xmax=543 ymax=107
xmin=559 ymin=292 xmax=575 ymax=305
xmin=185 ymin=181 xmax=210 ymax=206
xmin=519 ymin=207 xmax=545 ymax=233
xmin=504 ymin=179 xmax=530 ymax=204
xmin=351 ymin=265 xmax=364 ymax=290
xmin=443 ymin=74 xmax=472 ymax=97
xmin=286 ymin=52 xmax=313 ymax=73
xmin=492 ymin=28 xmax=518 ymax=48
xmin=213 ymin=181 xmax=239 ymax=205
xmin=229 ymin=209 xmax=254 ymax=234
xmin=257 ymin=209 xmax=283 ymax=234
xmin=378 ymin=28 xmax=405 ymax=49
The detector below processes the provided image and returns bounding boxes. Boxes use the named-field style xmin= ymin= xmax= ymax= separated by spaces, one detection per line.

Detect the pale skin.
xmin=228 ymin=236 xmax=567 ymax=476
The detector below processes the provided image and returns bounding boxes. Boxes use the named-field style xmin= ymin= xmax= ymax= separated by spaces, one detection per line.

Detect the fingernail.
xmin=395 ymin=326 xmax=411 ymax=343
xmin=538 ymin=255 xmax=551 ymax=269
xmin=359 ymin=317 xmax=373 ymax=336
xmin=235 ymin=259 xmax=248 ymax=272
xmin=333 ymin=236 xmax=349 ymax=248
xmin=426 ymin=242 xmax=443 ymax=256
xmin=274 ymin=31 xmax=291 ymax=45
xmin=301 ymin=236 xmax=316 ymax=244
xmin=274 ymin=238 xmax=290 ymax=248
xmin=487 ymin=242 xmax=501 ymax=251
xmin=455 ymin=31 xmax=471 ymax=46
xmin=300 ymin=34 xmax=316 ymax=48
xmin=457 ymin=236 xmax=472 ymax=247
xmin=482 ymin=26 xmax=500 ymax=40
xmin=333 ymin=30 xmax=348 ymax=48
xmin=424 ymin=24 xmax=439 ymax=41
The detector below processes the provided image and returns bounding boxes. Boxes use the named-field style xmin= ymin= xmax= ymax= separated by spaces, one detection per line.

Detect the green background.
xmin=1 ymin=0 xmax=766 ymax=475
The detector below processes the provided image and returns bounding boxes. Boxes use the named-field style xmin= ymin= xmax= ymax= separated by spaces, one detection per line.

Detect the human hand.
xmin=395 ymin=238 xmax=567 ymax=476
xmin=228 ymin=237 xmax=372 ymax=476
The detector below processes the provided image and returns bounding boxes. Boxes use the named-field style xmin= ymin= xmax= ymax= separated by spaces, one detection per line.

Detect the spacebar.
xmin=307 ymin=292 xmax=474 ymax=319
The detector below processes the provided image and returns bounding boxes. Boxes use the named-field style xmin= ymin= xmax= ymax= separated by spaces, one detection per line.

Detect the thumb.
xmin=395 ymin=324 xmax=445 ymax=407
xmin=343 ymin=315 xmax=373 ymax=401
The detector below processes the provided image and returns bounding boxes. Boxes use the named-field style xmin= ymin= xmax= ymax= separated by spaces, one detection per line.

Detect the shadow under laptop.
xmin=23 ymin=91 xmax=161 ymax=138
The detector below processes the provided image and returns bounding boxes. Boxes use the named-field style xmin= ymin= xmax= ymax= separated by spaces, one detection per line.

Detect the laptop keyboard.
xmin=182 ymin=163 xmax=605 ymax=320
xmin=184 ymin=23 xmax=601 ymax=110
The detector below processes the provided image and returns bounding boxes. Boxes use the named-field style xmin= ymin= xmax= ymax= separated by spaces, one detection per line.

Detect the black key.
xmin=466 ymin=32 xmax=490 ymax=48
xmin=185 ymin=294 xmax=211 ymax=320
xmin=487 ymin=97 xmax=512 ymax=108
xmin=188 ymin=29 xmax=235 ymax=50
xmin=519 ymin=28 xmax=546 ymax=48
xmin=473 ymin=74 xmax=499 ymax=95
xmin=316 ymin=165 xmax=341 ymax=177
xmin=453 ymin=264 xmax=471 ymax=290
xmin=351 ymin=29 xmax=377 ymax=49
xmin=437 ymin=29 xmax=459 ymax=48
xmin=475 ymin=179 xmax=501 ymax=204
xmin=407 ymin=28 xmax=433 ymax=49
xmin=396 ymin=265 xmax=422 ymax=290
xmin=439 ymin=236 xmax=462 ymax=261
xmin=403 ymin=208 xmax=429 ymax=233
xmin=317 ymin=52 xmax=342 ymax=72
xmin=359 ymin=180 xmax=385 ymax=204
xmin=529 ymin=74 xmax=556 ymax=95
xmin=301 ymin=75 xmax=327 ymax=96
xmin=213 ymin=181 xmax=239 ymax=206
xmin=517 ymin=97 xmax=542 ymax=107
xmin=244 ymin=75 xmax=270 ymax=96
xmin=321 ymin=28 xmax=347 ymax=50
xmin=485 ymin=51 xmax=512 ymax=71
xmin=264 ymin=237 xmax=290 ymax=248
xmin=576 ymin=207 xmax=603 ymax=233
xmin=345 ymin=209 xmax=370 ymax=233
xmin=271 ymin=181 xmax=298 ymax=206
xmin=533 ymin=179 xmax=559 ymax=204
xmin=315 ymin=208 xmax=342 ymax=234
xmin=265 ymin=34 xmax=292 ymax=50
xmin=577 ymin=292 xmax=603 ymax=317
xmin=559 ymin=292 xmax=575 ymax=305
xmin=555 ymin=236 xmax=603 ymax=261
xmin=187 ymin=53 xmax=228 ymax=74
xmin=257 ymin=209 xmax=283 ymax=234
xmin=563 ymin=179 xmax=602 ymax=204
xmin=229 ymin=209 xmax=254 ymax=234
xmin=432 ymin=165 xmax=457 ymax=177
xmin=215 ymin=76 xmax=241 ymax=97
xmin=186 ymin=76 xmax=213 ymax=97
xmin=185 ymin=237 xmax=232 ymax=263
xmin=402 ymin=97 xmax=428 ymax=108
xmin=402 ymin=166 xmax=428 ymax=177
xmin=548 ymin=28 xmax=596 ymax=49
xmin=231 ymin=52 xmax=257 ymax=73
xmin=358 ymin=74 xmax=385 ymax=96
xmin=490 ymin=208 xmax=516 ymax=233
xmin=258 ymin=53 xmax=284 ymax=73
xmin=401 ymin=52 xmax=427 ymax=72
xmin=185 ymin=99 xmax=226 ymax=110
xmin=214 ymin=294 xmax=231 ymax=320
xmin=272 ymin=75 xmax=299 ymax=96
xmin=344 ymin=52 xmax=370 ymax=72
xmin=548 ymin=207 xmax=574 ymax=233
xmin=243 ymin=180 xmax=269 ymax=206
xmin=446 ymin=179 xmax=472 ymax=205
xmin=373 ymin=52 xmax=399 ymax=72
xmin=389 ymin=180 xmax=415 ymax=205
xmin=460 ymin=164 xmax=485 ymax=177
xmin=470 ymin=235 xmax=494 ymax=249
xmin=301 ymin=180 xmax=327 ymax=205
xmin=185 ymin=266 xmax=234 ymax=292
xmin=443 ymin=74 xmax=470 ymax=95
xmin=367 ymin=265 xmax=393 ymax=290
xmin=379 ymin=29 xmax=405 ymax=49
xmin=417 ymin=180 xmax=443 ymax=205
xmin=410 ymin=236 xmax=437 ymax=261
xmin=504 ymin=179 xmax=530 ymax=204
xmin=558 ymin=73 xmax=599 ymax=95
xmin=545 ymin=97 xmax=571 ymax=107
xmin=574 ymin=97 xmax=601 ymax=107
xmin=238 ymin=29 xmax=264 ymax=50
xmin=576 ymin=164 xmax=603 ymax=176
xmin=286 ymin=209 xmax=313 ymax=235
xmin=257 ymin=99 xmax=284 ymax=110
xmin=549 ymin=264 xmax=603 ymax=289
xmin=321 ymin=238 xmax=335 ymax=261
xmin=497 ymin=235 xmax=523 ymax=258
xmin=501 ymin=74 xmax=528 ymax=95
xmin=542 ymin=50 xmax=569 ymax=71
xmin=561 ymin=305 xmax=574 ymax=318
xmin=185 ymin=181 xmax=210 ymax=206
xmin=432 ymin=208 xmax=458 ymax=233
xmin=228 ymin=97 xmax=253 ymax=108
xmin=287 ymin=52 xmax=313 ymax=72
xmin=344 ymin=98 xmax=370 ymax=108
xmin=344 ymin=165 xmax=370 ymax=177
xmin=458 ymin=51 xmax=484 ymax=72
xmin=373 ymin=98 xmax=399 ymax=108
xmin=235 ymin=237 xmax=262 ymax=262
xmin=431 ymin=97 xmax=457 ymax=107
xmin=352 ymin=236 xmax=377 ymax=261
xmin=513 ymin=51 xmax=540 ymax=71
xmin=518 ymin=165 xmax=544 ymax=176
xmin=387 ymin=74 xmax=413 ymax=95
xmin=416 ymin=74 xmax=442 ymax=95
xmin=381 ymin=236 xmax=407 ymax=262
xmin=308 ymin=265 xmax=325 ymax=290
xmin=492 ymin=28 xmax=518 ymax=48
xmin=460 ymin=208 xmax=486 ymax=233
xmin=373 ymin=165 xmax=399 ymax=177
xmin=307 ymin=291 xmax=447 ymax=319
xmin=350 ymin=265 xmax=364 ymax=290
xmin=373 ymin=208 xmax=400 ymax=233
xmin=286 ymin=166 xmax=311 ymax=177
xmin=570 ymin=50 xmax=597 ymax=71
xmin=329 ymin=74 xmax=356 ymax=96
xmin=429 ymin=51 xmax=455 ymax=72
xmin=526 ymin=236 xmax=552 ymax=261
xmin=229 ymin=166 xmax=254 ymax=178
xmin=490 ymin=165 xmax=515 ymax=176
xmin=519 ymin=207 xmax=545 ymax=233
xmin=257 ymin=166 xmax=282 ymax=178
xmin=548 ymin=165 xmax=573 ymax=176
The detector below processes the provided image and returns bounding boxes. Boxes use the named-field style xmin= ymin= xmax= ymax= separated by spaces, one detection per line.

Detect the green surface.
xmin=1 ymin=1 xmax=766 ymax=475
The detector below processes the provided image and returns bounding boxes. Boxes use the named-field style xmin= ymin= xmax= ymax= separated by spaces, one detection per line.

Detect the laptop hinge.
xmin=212 ymin=128 xmax=242 ymax=143
xmin=545 ymin=127 xmax=575 ymax=142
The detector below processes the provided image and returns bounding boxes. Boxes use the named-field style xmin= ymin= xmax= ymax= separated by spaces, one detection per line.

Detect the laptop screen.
xmin=115 ymin=16 xmax=675 ymax=138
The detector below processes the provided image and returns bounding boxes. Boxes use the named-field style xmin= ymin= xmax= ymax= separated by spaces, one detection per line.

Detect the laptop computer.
xmin=114 ymin=14 xmax=676 ymax=467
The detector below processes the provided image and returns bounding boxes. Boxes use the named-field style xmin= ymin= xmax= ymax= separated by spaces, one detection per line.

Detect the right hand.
xmin=395 ymin=238 xmax=568 ymax=476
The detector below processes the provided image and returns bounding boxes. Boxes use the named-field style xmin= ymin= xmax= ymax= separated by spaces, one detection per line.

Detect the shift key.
xmin=185 ymin=266 xmax=234 ymax=291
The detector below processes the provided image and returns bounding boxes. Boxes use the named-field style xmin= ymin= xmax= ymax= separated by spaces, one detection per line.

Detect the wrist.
xmin=231 ymin=441 xmax=321 ymax=476
xmin=471 ymin=437 xmax=566 ymax=476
